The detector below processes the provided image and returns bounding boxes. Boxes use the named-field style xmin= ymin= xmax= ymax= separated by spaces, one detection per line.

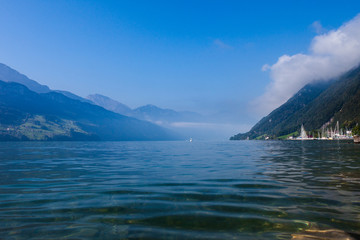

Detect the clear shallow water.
xmin=0 ymin=140 xmax=359 ymax=239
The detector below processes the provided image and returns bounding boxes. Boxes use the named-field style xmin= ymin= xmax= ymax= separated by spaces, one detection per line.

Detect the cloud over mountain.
xmin=254 ymin=14 xmax=360 ymax=115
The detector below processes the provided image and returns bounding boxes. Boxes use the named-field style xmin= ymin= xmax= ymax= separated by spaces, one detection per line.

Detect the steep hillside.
xmin=231 ymin=65 xmax=360 ymax=140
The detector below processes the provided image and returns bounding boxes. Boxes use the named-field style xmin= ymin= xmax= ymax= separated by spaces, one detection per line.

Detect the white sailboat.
xmin=297 ymin=124 xmax=310 ymax=140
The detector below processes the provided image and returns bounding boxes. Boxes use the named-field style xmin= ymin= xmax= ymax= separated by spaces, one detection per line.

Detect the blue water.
xmin=0 ymin=140 xmax=359 ymax=239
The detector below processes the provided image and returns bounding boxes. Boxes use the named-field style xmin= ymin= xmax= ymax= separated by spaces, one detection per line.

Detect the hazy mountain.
xmin=231 ymin=65 xmax=360 ymax=140
xmin=0 ymin=80 xmax=179 ymax=141
xmin=87 ymin=95 xmax=204 ymax=124
xmin=0 ymin=63 xmax=51 ymax=93
xmin=87 ymin=94 xmax=132 ymax=116
xmin=132 ymin=104 xmax=203 ymax=123
xmin=0 ymin=63 xmax=202 ymax=128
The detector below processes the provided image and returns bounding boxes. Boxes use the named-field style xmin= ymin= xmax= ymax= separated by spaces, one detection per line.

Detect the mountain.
xmin=132 ymin=104 xmax=203 ymax=123
xmin=55 ymin=90 xmax=94 ymax=104
xmin=87 ymin=94 xmax=132 ymax=116
xmin=0 ymin=80 xmax=179 ymax=141
xmin=231 ymin=65 xmax=360 ymax=140
xmin=0 ymin=63 xmax=51 ymax=93
xmin=87 ymin=94 xmax=203 ymax=124
xmin=0 ymin=63 xmax=95 ymax=103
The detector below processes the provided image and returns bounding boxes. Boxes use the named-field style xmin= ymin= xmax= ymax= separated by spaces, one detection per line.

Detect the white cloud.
xmin=254 ymin=14 xmax=360 ymax=115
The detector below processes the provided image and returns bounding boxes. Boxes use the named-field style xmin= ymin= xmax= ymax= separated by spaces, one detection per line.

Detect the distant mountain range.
xmin=0 ymin=64 xmax=180 ymax=141
xmin=87 ymin=94 xmax=133 ymax=116
xmin=231 ymin=65 xmax=360 ymax=140
xmin=0 ymin=63 xmax=203 ymax=127
xmin=55 ymin=90 xmax=94 ymax=104
xmin=87 ymin=94 xmax=204 ymax=124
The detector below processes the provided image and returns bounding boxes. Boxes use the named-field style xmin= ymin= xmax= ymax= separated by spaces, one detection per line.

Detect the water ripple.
xmin=0 ymin=141 xmax=359 ymax=239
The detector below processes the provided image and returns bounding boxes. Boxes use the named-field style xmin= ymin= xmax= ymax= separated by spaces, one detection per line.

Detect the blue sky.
xmin=1 ymin=0 xmax=360 ymax=131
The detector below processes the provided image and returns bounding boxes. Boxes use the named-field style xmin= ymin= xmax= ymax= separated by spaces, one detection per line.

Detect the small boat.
xmin=189 ymin=138 xmax=193 ymax=142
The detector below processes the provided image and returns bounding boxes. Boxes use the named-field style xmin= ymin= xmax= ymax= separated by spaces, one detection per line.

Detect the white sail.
xmin=300 ymin=124 xmax=308 ymax=139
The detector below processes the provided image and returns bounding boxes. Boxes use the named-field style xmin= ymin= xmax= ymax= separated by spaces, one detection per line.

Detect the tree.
xmin=352 ymin=124 xmax=360 ymax=136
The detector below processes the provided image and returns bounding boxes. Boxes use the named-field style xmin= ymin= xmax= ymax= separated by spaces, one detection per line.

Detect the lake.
xmin=0 ymin=140 xmax=359 ymax=239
